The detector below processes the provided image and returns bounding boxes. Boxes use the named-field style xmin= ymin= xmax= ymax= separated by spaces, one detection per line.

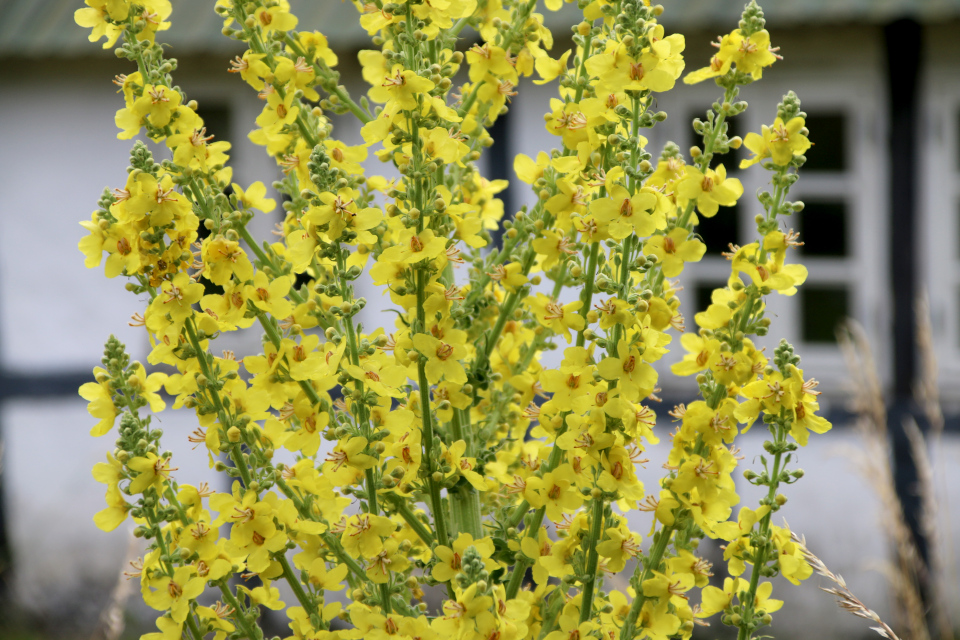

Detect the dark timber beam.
xmin=883 ymin=16 xmax=930 ymax=604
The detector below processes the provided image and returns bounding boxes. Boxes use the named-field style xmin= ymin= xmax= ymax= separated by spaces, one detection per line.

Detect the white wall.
xmin=0 ymin=32 xmax=955 ymax=638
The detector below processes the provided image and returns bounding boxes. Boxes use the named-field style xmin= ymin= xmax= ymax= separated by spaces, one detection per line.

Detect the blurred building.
xmin=1 ymin=0 xmax=960 ymax=637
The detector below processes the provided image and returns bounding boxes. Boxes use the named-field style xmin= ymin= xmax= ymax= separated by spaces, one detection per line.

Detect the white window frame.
xmin=920 ymin=47 xmax=960 ymax=403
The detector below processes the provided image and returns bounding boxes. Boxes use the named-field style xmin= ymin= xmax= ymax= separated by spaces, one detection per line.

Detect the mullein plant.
xmin=76 ymin=1 xmax=831 ymax=639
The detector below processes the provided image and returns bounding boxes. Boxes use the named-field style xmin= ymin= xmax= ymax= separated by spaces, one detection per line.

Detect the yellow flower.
xmin=720 ymin=29 xmax=779 ymax=79
xmin=790 ymin=397 xmax=832 ymax=445
xmin=698 ymin=577 xmax=748 ymax=617
xmin=253 ymin=3 xmax=298 ymax=34
xmin=143 ymin=566 xmax=205 ymax=623
xmin=466 ymin=42 xmax=517 ymax=83
xmin=114 ymin=84 xmax=182 ymax=139
xmin=597 ymin=339 xmax=657 ymax=402
xmin=377 ymin=66 xmax=435 ymax=110
xmin=586 ymin=29 xmax=686 ymax=95
xmin=741 ymin=116 xmax=811 ymax=168
xmin=642 ymin=566 xmax=695 ymax=607
xmin=238 ymin=581 xmax=286 ymax=610
xmin=201 ymin=236 xmax=254 ymax=286
xmin=156 ymin=273 xmax=204 ymax=323
xmin=323 ymin=437 xmax=377 ymax=476
xmin=127 ymin=452 xmax=176 ymax=495
xmin=685 ymin=29 xmax=779 ymax=85
xmin=74 ymin=0 xmax=127 ymax=49
xmin=232 ymin=181 xmax=276 ymax=213
xmin=340 ymin=514 xmax=396 ymax=559
xmin=244 ymin=271 xmax=294 ymax=319
xmin=306 ymin=561 xmax=350 ymax=592
xmin=712 ymin=505 xmax=770 ymax=541
xmin=79 ymin=368 xmax=117 ymax=437
xmin=675 ymin=164 xmax=743 ymax=218
xmin=528 ymin=294 xmax=585 ymax=344
xmin=533 ymin=49 xmax=572 ymax=84
xmin=589 ymin=183 xmax=665 ymax=240
xmin=644 ymin=228 xmax=707 ymax=278
xmin=432 ymin=532 xmax=496 ymax=583
xmin=413 ymin=333 xmax=468 ymax=385
xmin=526 ymin=466 xmax=583 ymax=522
xmin=596 ymin=523 xmax=642 ymax=572
xmin=274 ymin=55 xmax=318 ymax=101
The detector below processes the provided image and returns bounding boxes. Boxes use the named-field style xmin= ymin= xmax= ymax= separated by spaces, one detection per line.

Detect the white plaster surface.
xmin=5 ymin=389 xmax=957 ymax=639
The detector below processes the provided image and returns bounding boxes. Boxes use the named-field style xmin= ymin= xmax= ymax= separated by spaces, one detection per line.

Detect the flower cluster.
xmin=77 ymin=1 xmax=828 ymax=640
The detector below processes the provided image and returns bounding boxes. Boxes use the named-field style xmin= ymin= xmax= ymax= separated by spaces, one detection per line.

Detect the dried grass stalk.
xmin=837 ymin=320 xmax=929 ymax=640
xmin=791 ymin=530 xmax=902 ymax=640
xmin=914 ymin=292 xmax=943 ymax=436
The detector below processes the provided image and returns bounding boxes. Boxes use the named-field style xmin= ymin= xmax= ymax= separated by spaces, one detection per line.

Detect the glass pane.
xmin=803 ymin=113 xmax=846 ymax=171
xmin=695 ymin=284 xmax=717 ymax=315
xmin=797 ymin=200 xmax=847 ymax=257
xmin=194 ymin=106 xmax=232 ymax=295
xmin=801 ymin=285 xmax=849 ymax=343
xmin=698 ymin=202 xmax=740 ymax=255
xmin=196 ymin=105 xmax=232 ymax=145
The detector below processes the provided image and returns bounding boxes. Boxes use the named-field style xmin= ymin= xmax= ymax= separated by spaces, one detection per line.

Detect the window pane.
xmin=698 ymin=203 xmax=740 ymax=255
xmin=194 ymin=106 xmax=232 ymax=295
xmin=803 ymin=113 xmax=846 ymax=171
xmin=696 ymin=284 xmax=715 ymax=315
xmin=196 ymin=105 xmax=231 ymax=145
xmin=797 ymin=200 xmax=847 ymax=257
xmin=801 ymin=286 xmax=849 ymax=343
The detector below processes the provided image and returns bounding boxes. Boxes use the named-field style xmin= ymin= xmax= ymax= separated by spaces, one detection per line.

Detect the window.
xmin=797 ymin=201 xmax=848 ymax=258
xmin=194 ymin=105 xmax=232 ymax=296
xmin=791 ymin=113 xmax=851 ymax=344
xmin=800 ymin=285 xmax=849 ymax=343
xmin=802 ymin=113 xmax=847 ymax=172
xmin=656 ymin=70 xmax=888 ymax=392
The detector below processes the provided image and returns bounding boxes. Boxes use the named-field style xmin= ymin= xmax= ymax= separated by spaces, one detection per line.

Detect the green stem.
xmin=386 ymin=495 xmax=436 ymax=546
xmin=282 ymin=36 xmax=373 ymax=124
xmin=537 ymin=588 xmax=566 ymax=640
xmin=237 ymin=224 xmax=305 ymax=305
xmin=578 ymin=495 xmax=605 ymax=623
xmin=576 ymin=241 xmax=600 ymax=348
xmin=572 ymin=31 xmax=595 ymax=104
xmin=255 ymin=313 xmax=322 ymax=407
xmin=414 ymin=270 xmax=451 ymax=549
xmin=417 ymin=355 xmax=451 ymax=549
xmin=736 ymin=426 xmax=786 ymax=640
xmin=273 ymin=475 xmax=372 ymax=587
xmin=184 ymin=318 xmax=257 ymax=488
xmin=219 ymin=583 xmax=261 ymax=640
xmin=504 ymin=548 xmax=530 ymax=599
xmin=278 ymin=554 xmax=322 ymax=623
xmin=504 ymin=427 xmax=567 ymax=530
xmin=457 ymin=0 xmax=538 ymax=118
xmin=229 ymin=448 xmax=254 ymax=493
xmin=448 ymin=410 xmax=482 ymax=539
xmin=619 ymin=525 xmax=675 ymax=640
xmin=504 ymin=505 xmax=545 ymax=599
xmin=607 ymin=234 xmax=635 ymax=355
xmin=185 ymin=614 xmax=204 ymax=640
